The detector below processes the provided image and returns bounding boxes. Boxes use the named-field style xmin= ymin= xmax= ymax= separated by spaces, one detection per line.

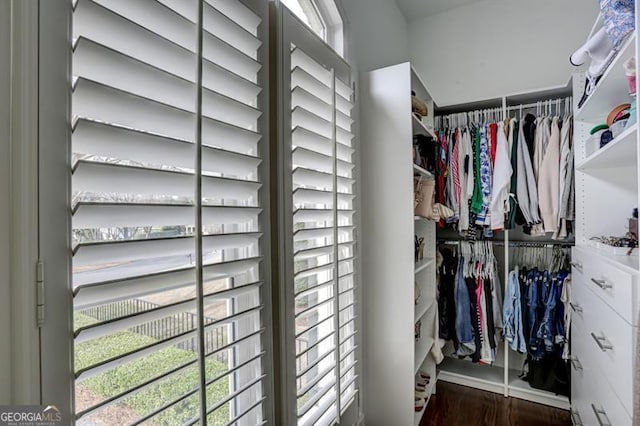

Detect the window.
xmin=70 ymin=1 xmax=270 ymax=424
xmin=277 ymin=5 xmax=358 ymax=425
xmin=280 ymin=0 xmax=345 ymax=57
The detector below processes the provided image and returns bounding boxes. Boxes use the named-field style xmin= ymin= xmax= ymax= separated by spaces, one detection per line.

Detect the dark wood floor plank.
xmin=420 ymin=382 xmax=571 ymax=426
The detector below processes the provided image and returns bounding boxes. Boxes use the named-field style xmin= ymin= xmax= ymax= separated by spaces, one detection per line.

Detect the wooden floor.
xmin=419 ymin=382 xmax=571 ymax=426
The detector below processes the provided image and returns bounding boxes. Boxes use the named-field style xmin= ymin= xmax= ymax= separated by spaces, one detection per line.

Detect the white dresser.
xmin=570 ymin=247 xmax=638 ymax=426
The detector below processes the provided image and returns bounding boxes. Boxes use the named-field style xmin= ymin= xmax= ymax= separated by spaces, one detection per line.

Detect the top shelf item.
xmin=576 ymin=32 xmax=636 ymax=123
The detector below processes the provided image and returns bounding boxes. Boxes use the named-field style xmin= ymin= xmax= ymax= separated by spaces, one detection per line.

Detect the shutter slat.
xmin=75 ymin=298 xmax=196 ymax=343
xmin=336 ymin=96 xmax=353 ymax=116
xmin=73 ymin=203 xmax=261 ymax=229
xmin=294 ymin=263 xmax=333 ymax=281
xmin=203 ymin=31 xmax=260 ymax=83
xmin=337 ymin=127 xmax=354 ymax=148
xmin=291 ymin=67 xmax=331 ymax=105
xmin=203 ymin=58 xmax=261 ymax=107
xmin=73 ymin=37 xmax=195 ymax=112
xmin=291 ymin=86 xmax=332 ymax=122
xmin=73 ymin=119 xmax=194 ymax=169
xmin=297 ymin=362 xmax=336 ymax=397
xmin=334 ymin=77 xmax=351 ymax=100
xmin=293 ymin=167 xmax=333 ymax=191
xmin=291 ymin=48 xmax=332 ymax=87
xmin=73 ymin=267 xmax=195 ymax=308
xmin=156 ymin=0 xmax=197 ymax=23
xmin=203 ymin=116 xmax=261 ymax=156
xmin=202 ymin=87 xmax=262 ymax=130
xmin=292 ymin=106 xmax=331 ymax=138
xmin=205 ymin=0 xmax=261 ymax=36
xmin=73 ymin=78 xmax=195 ymax=141
xmin=298 ymin=382 xmax=336 ymax=419
xmin=294 ymin=188 xmax=354 ymax=207
xmin=203 ymin=1 xmax=261 ymax=59
xmin=336 ymin=110 xmax=353 ymax=132
xmin=73 ymin=161 xmax=261 ymax=201
xmin=295 ymin=244 xmax=334 ymax=259
xmin=292 ymin=126 xmax=332 ymax=157
xmin=74 ymin=0 xmax=195 ymax=81
xmin=293 ymin=147 xmax=332 ymax=174
xmin=202 ymin=146 xmax=262 ymax=178
xmin=73 ymin=232 xmax=260 ymax=267
xmin=93 ymin=0 xmax=196 ymax=51
xmin=295 ymin=279 xmax=333 ymax=301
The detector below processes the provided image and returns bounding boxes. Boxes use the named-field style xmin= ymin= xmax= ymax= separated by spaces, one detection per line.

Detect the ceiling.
xmin=394 ymin=0 xmax=484 ymax=21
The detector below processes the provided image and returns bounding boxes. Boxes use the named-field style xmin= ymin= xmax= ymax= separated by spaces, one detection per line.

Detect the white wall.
xmin=409 ymin=0 xmax=599 ymax=106
xmin=339 ymin=0 xmax=410 ymax=72
xmin=0 ymin=0 xmax=11 ymax=404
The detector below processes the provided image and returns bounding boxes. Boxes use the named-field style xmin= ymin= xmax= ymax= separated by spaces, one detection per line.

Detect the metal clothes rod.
xmin=437 ymin=239 xmax=574 ymax=247
xmin=505 ymin=97 xmax=572 ymax=111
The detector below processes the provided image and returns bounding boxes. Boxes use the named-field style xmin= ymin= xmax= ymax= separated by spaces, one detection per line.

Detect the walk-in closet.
xmin=361 ymin=1 xmax=639 ymax=425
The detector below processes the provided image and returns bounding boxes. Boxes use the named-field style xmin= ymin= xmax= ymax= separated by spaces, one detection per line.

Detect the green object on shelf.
xmin=589 ymin=124 xmax=609 ymax=135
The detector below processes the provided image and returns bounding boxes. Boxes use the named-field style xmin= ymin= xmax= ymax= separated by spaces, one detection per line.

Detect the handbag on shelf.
xmin=414 ymin=177 xmax=438 ymax=220
xmin=414 ymin=135 xmax=437 ymax=173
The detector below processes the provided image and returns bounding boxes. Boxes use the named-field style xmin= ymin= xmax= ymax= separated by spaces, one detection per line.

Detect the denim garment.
xmin=526 ymin=269 xmax=544 ymax=359
xmin=503 ymin=270 xmax=526 ymax=353
xmin=537 ymin=272 xmax=560 ymax=352
xmin=454 ymin=256 xmax=475 ymax=356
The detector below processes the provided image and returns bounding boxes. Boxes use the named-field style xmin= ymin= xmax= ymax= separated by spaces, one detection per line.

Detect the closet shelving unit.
xmin=361 ymin=62 xmax=438 ymax=426
xmin=434 ymin=86 xmax=575 ymax=411
xmin=569 ymin=12 xmax=639 ymax=424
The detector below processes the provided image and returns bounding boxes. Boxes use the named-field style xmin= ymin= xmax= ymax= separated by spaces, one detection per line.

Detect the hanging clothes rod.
xmin=505 ymin=97 xmax=572 ymax=112
xmin=437 ymin=239 xmax=574 ymax=247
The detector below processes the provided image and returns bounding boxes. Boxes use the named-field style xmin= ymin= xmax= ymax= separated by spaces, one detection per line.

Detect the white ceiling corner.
xmin=394 ymin=0 xmax=484 ymax=21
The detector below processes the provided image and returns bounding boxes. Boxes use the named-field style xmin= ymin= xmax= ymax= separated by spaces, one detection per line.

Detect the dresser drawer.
xmin=569 ymin=335 xmax=595 ymax=426
xmin=572 ymin=247 xmax=636 ymax=325
xmin=571 ymin=325 xmax=633 ymax=426
xmin=571 ymin=283 xmax=634 ymax=416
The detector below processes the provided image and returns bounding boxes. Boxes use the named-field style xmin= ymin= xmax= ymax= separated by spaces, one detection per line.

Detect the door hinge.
xmin=36 ymin=259 xmax=44 ymax=328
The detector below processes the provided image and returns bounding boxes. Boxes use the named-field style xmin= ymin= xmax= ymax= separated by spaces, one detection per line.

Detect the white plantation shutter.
xmin=71 ymin=0 xmax=269 ymax=424
xmin=280 ymin=6 xmax=358 ymax=425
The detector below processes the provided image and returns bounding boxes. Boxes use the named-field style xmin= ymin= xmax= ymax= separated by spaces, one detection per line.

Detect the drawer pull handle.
xmin=590 ymin=332 xmax=613 ymax=352
xmin=570 ymin=409 xmax=584 ymax=426
xmin=591 ymin=278 xmax=613 ymax=290
xmin=570 ymin=356 xmax=583 ymax=371
xmin=591 ymin=404 xmax=612 ymax=426
xmin=570 ymin=261 xmax=583 ymax=271
xmin=569 ymin=302 xmax=583 ymax=313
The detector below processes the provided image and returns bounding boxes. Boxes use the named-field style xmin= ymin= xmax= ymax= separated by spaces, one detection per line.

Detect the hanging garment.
xmin=466 ymin=275 xmax=483 ymax=363
xmin=490 ymin=121 xmax=513 ymax=230
xmin=523 ymin=113 xmax=537 ymax=164
xmin=490 ymin=260 xmax=504 ymax=333
xmin=560 ymin=274 xmax=571 ymax=360
xmin=558 ymin=117 xmax=574 ymax=238
xmin=506 ymin=119 xmax=520 ymax=230
xmin=459 ymin=129 xmax=473 ymax=233
xmin=438 ymin=248 xmax=458 ymax=341
xmin=479 ymin=276 xmax=494 ymax=364
xmin=452 ymin=129 xmax=461 ymax=220
xmin=503 ymin=270 xmax=527 ymax=353
xmin=516 ymin=122 xmax=540 ymax=227
xmin=454 ymin=256 xmax=475 ymax=356
xmin=474 ymin=126 xmax=493 ymax=226
xmin=470 ymin=127 xmax=484 ymax=218
xmin=532 ymin=117 xmax=547 ymax=180
xmin=538 ymin=117 xmax=561 ymax=234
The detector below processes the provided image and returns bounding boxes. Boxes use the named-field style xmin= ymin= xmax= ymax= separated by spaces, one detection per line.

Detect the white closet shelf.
xmin=507 ymin=370 xmax=570 ymax=410
xmin=437 ymin=357 xmax=504 ymax=394
xmin=576 ymin=32 xmax=636 ymax=123
xmin=414 ymin=297 xmax=435 ymax=324
xmin=414 ymin=336 xmax=435 ymax=375
xmin=576 ymin=124 xmax=637 ymax=170
xmin=413 ymin=164 xmax=434 ymax=180
xmin=415 ymin=257 xmax=435 ymax=275
xmin=577 ymin=242 xmax=639 ymax=273
xmin=412 ymin=114 xmax=437 ymax=139
xmin=414 ymin=215 xmax=435 ymax=222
